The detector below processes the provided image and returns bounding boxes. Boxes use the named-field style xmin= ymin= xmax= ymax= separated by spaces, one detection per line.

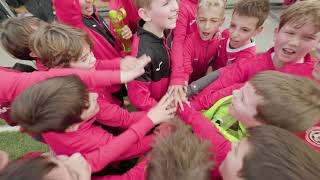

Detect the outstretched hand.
xmin=147 ymin=93 xmax=177 ymax=125
xmin=120 ymin=55 xmax=151 ymax=83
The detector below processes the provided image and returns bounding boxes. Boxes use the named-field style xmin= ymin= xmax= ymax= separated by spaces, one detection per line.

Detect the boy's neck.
xmin=271 ymin=52 xmax=304 ymax=69
xmin=143 ymin=22 xmax=165 ymax=38
xmin=229 ymin=39 xmax=252 ymax=49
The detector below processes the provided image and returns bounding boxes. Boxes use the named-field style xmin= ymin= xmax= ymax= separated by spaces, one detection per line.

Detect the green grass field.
xmin=0 ymin=98 xmax=136 ymax=160
xmin=0 ymin=120 xmax=48 ymax=160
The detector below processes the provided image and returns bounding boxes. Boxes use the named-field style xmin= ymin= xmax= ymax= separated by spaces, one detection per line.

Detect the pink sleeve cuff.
xmin=130 ymin=116 xmax=155 ymax=141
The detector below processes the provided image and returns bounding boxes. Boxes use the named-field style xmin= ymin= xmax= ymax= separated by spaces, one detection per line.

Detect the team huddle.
xmin=0 ymin=0 xmax=319 ymax=180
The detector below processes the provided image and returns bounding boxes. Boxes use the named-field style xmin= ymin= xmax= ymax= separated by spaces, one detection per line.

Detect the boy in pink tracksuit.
xmin=53 ymin=0 xmax=133 ymax=104
xmin=181 ymin=0 xmax=225 ymax=84
xmin=127 ymin=0 xmax=179 ymax=111
xmin=190 ymin=0 xmax=320 ymax=111
xmin=213 ymin=0 xmax=270 ymax=70
xmin=11 ymin=76 xmax=176 ymax=173
xmin=29 ymin=22 xmax=151 ymax=133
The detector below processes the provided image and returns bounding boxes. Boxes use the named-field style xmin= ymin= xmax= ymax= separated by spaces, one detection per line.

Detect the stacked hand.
xmin=167 ymin=84 xmax=190 ymax=111
xmin=120 ymin=55 xmax=151 ymax=83
xmin=147 ymin=93 xmax=177 ymax=125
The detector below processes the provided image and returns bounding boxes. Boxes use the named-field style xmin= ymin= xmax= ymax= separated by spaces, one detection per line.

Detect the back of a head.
xmin=29 ymin=22 xmax=92 ymax=68
xmin=0 ymin=157 xmax=56 ymax=180
xmin=233 ymin=0 xmax=270 ymax=27
xmin=240 ymin=125 xmax=320 ymax=180
xmin=11 ymin=75 xmax=89 ymax=134
xmin=147 ymin=119 xmax=214 ymax=180
xmin=0 ymin=16 xmax=45 ymax=60
xmin=133 ymin=0 xmax=152 ymax=9
xmin=250 ymin=71 xmax=320 ymax=132
xmin=279 ymin=0 xmax=320 ymax=32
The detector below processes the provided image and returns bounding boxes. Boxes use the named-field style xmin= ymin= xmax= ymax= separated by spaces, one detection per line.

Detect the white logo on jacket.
xmin=306 ymin=126 xmax=320 ymax=147
xmin=0 ymin=106 xmax=10 ymax=114
xmin=156 ymin=61 xmax=163 ymax=71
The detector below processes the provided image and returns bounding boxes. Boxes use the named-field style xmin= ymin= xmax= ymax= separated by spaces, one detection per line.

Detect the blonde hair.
xmin=29 ymin=22 xmax=92 ymax=68
xmin=250 ymin=71 xmax=320 ymax=131
xmin=279 ymin=0 xmax=320 ymax=32
xmin=198 ymin=0 xmax=225 ymax=10
xmin=147 ymin=118 xmax=214 ymax=180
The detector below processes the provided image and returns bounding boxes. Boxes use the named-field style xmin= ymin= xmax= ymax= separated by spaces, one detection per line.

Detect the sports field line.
xmin=0 ymin=125 xmax=20 ymax=133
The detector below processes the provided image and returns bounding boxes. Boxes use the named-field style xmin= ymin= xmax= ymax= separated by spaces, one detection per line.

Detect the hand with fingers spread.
xmin=120 ymin=55 xmax=151 ymax=83
xmin=168 ymin=84 xmax=190 ymax=111
xmin=121 ymin=25 xmax=133 ymax=40
xmin=147 ymin=94 xmax=177 ymax=125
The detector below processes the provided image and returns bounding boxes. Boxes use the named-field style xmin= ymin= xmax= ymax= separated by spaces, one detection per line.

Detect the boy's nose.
xmin=288 ymin=37 xmax=301 ymax=47
xmin=170 ymin=0 xmax=179 ymax=11
xmin=230 ymin=29 xmax=240 ymax=38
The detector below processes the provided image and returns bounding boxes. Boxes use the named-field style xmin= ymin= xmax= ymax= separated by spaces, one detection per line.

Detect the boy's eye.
xmin=162 ymin=0 xmax=169 ymax=6
xmin=211 ymin=19 xmax=218 ymax=23
xmin=285 ymin=31 xmax=294 ymax=35
xmin=230 ymin=24 xmax=236 ymax=28
xmin=241 ymin=28 xmax=249 ymax=32
xmin=304 ymin=36 xmax=316 ymax=41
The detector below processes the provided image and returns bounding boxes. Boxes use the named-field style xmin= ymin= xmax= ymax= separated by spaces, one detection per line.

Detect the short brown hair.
xmin=240 ymin=125 xmax=320 ymax=180
xmin=279 ymin=0 xmax=320 ymax=32
xmin=133 ymin=0 xmax=153 ymax=9
xmin=0 ymin=156 xmax=57 ymax=180
xmin=11 ymin=75 xmax=89 ymax=134
xmin=233 ymin=0 xmax=270 ymax=27
xmin=250 ymin=71 xmax=320 ymax=132
xmin=0 ymin=16 xmax=45 ymax=60
xmin=29 ymin=22 xmax=93 ymax=68
xmin=147 ymin=118 xmax=214 ymax=180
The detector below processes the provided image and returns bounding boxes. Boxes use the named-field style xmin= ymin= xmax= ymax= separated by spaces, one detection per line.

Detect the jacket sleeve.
xmin=182 ymin=35 xmax=194 ymax=83
xmin=170 ymin=4 xmax=191 ymax=85
xmin=95 ymin=58 xmax=122 ymax=70
xmin=178 ymin=105 xmax=230 ymax=168
xmin=84 ymin=116 xmax=155 ymax=172
xmin=191 ymin=83 xmax=244 ymax=111
xmin=127 ymin=59 xmax=158 ymax=111
xmin=52 ymin=0 xmax=84 ymax=28
xmin=96 ymin=101 xmax=147 ymax=128
xmin=93 ymin=158 xmax=148 ymax=180
xmin=0 ymin=68 xmax=120 ymax=102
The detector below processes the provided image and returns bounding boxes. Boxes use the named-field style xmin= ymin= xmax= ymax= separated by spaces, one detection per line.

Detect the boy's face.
xmin=145 ymin=0 xmax=179 ymax=30
xmin=70 ymin=44 xmax=96 ymax=70
xmin=219 ymin=138 xmax=250 ymax=180
xmin=46 ymin=153 xmax=91 ymax=180
xmin=79 ymin=0 xmax=94 ymax=16
xmin=196 ymin=6 xmax=224 ymax=41
xmin=229 ymin=82 xmax=264 ymax=128
xmin=80 ymin=92 xmax=100 ymax=121
xmin=273 ymin=21 xmax=319 ymax=65
xmin=229 ymin=13 xmax=263 ymax=49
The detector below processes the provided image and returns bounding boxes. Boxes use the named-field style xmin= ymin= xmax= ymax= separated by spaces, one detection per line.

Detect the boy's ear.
xmin=254 ymin=26 xmax=264 ymax=36
xmin=29 ymin=51 xmax=37 ymax=58
xmin=0 ymin=150 xmax=9 ymax=171
xmin=273 ymin=27 xmax=280 ymax=43
xmin=138 ymin=8 xmax=152 ymax=22
xmin=65 ymin=123 xmax=81 ymax=132
xmin=220 ymin=17 xmax=226 ymax=26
